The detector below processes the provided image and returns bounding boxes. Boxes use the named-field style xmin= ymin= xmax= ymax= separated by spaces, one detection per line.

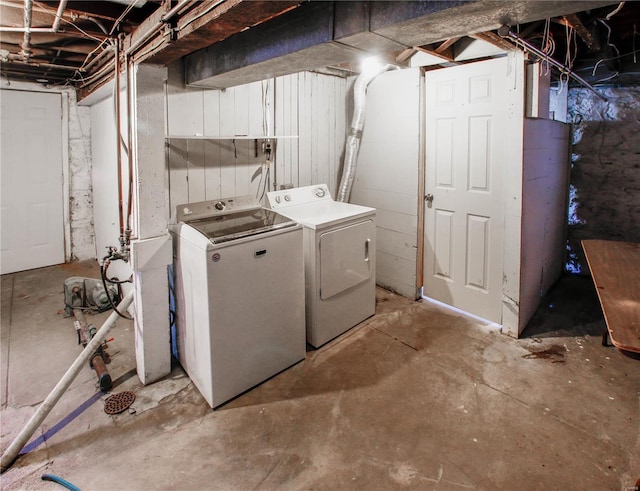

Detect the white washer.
xmin=266 ymin=184 xmax=376 ymax=347
xmin=170 ymin=195 xmax=305 ymax=408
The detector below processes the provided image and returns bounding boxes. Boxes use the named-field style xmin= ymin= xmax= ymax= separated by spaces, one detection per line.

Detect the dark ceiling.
xmin=0 ymin=0 xmax=637 ymax=95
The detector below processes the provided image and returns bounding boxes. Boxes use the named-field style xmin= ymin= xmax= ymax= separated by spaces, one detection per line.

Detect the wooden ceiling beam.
xmin=436 ymin=37 xmax=460 ymax=54
xmin=469 ymin=31 xmax=518 ymax=52
xmin=415 ymin=44 xmax=454 ymax=62
xmin=132 ymin=0 xmax=303 ymax=65
xmin=563 ymin=13 xmax=601 ymax=51
xmin=395 ymin=47 xmax=417 ymax=63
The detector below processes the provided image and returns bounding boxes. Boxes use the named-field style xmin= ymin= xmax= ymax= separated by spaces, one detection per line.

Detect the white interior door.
xmin=423 ymin=57 xmax=512 ymax=323
xmin=1 ymin=90 xmax=64 ymax=274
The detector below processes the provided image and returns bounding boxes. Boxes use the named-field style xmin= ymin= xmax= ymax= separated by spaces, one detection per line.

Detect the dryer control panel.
xmin=266 ymin=184 xmax=332 ymax=209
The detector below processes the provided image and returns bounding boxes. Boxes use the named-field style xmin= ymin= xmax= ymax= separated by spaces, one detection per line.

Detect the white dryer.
xmin=266 ymin=184 xmax=376 ymax=347
xmin=170 ymin=195 xmax=305 ymax=408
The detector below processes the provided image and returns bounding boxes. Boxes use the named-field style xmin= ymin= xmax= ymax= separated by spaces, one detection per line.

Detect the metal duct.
xmin=336 ymin=63 xmax=392 ymax=203
xmin=21 ymin=0 xmax=33 ymax=60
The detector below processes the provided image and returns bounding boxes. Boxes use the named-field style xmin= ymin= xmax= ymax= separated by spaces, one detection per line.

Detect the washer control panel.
xmin=176 ymin=195 xmax=259 ymax=222
xmin=266 ymin=184 xmax=332 ymax=209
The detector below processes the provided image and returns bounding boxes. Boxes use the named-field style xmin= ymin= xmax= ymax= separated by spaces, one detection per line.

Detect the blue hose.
xmin=41 ymin=474 xmax=81 ymax=491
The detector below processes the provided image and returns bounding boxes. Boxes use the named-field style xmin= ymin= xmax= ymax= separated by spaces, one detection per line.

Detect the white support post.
xmin=131 ymin=63 xmax=172 ymax=383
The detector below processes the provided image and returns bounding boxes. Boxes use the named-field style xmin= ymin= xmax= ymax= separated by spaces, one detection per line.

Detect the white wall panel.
xmin=90 ymin=95 xmax=132 ymax=283
xmin=350 ymin=68 xmax=421 ymax=299
xmin=519 ymin=118 xmax=570 ymax=332
xmin=167 ymin=63 xmax=348 ymax=220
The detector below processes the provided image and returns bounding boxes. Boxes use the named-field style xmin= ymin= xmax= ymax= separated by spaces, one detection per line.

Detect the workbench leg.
xmin=602 ymin=328 xmax=611 ymax=347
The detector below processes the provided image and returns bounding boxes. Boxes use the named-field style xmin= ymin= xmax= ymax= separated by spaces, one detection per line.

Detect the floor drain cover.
xmin=104 ymin=391 xmax=136 ymax=414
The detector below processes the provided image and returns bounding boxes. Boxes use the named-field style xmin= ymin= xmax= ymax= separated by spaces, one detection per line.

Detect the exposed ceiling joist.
xmin=415 ymin=44 xmax=455 ymax=62
xmin=2 ymin=0 xmax=639 ymax=93
xmin=562 ymin=13 xmax=601 ymax=51
xmin=469 ymin=31 xmax=518 ymax=52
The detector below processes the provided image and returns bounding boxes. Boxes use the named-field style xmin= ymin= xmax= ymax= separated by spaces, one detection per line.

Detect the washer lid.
xmin=188 ymin=208 xmax=298 ymax=244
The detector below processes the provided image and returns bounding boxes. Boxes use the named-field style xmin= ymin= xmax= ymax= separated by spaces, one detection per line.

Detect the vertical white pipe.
xmin=21 ymin=0 xmax=33 ymax=60
xmin=52 ymin=0 xmax=68 ymax=32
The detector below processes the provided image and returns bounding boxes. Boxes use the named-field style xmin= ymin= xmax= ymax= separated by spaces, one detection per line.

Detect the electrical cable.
xmin=109 ymin=0 xmax=137 ymax=36
xmin=258 ymin=166 xmax=270 ymax=202
xmin=605 ymin=2 xmax=625 ymax=20
xmin=41 ymin=474 xmax=81 ymax=491
xmin=177 ymin=0 xmax=226 ymax=33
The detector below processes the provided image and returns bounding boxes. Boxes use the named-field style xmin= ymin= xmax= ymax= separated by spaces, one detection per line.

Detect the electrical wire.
xmin=258 ymin=166 xmax=270 ymax=202
xmin=177 ymin=0 xmax=226 ymax=33
xmin=634 ymin=23 xmax=638 ymax=64
xmin=41 ymin=474 xmax=80 ymax=491
xmin=100 ymin=259 xmax=133 ymax=320
xmin=605 ymin=2 xmax=625 ymax=20
xmin=109 ymin=0 xmax=138 ymax=36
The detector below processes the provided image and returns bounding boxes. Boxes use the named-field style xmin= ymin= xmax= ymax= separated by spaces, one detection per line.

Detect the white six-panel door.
xmin=423 ymin=57 xmax=513 ymax=323
xmin=1 ymin=90 xmax=64 ymax=274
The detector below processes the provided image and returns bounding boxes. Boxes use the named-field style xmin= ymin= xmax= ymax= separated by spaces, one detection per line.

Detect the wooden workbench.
xmin=582 ymin=240 xmax=640 ymax=353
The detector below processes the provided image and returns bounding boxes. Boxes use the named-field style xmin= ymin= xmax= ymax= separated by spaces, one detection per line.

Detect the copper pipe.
xmin=115 ymin=38 xmax=125 ymax=237
xmin=125 ymin=53 xmax=134 ymax=232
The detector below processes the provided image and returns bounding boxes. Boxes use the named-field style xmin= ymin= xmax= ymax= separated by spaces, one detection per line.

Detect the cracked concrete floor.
xmin=1 ymin=261 xmax=639 ymax=490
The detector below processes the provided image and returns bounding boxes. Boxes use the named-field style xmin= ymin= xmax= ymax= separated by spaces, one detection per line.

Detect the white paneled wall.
xmin=350 ymin=68 xmax=421 ymax=299
xmin=166 ymin=64 xmax=347 ymax=217
xmin=275 ymin=72 xmax=347 ymax=197
xmin=90 ymin=93 xmax=133 ymax=286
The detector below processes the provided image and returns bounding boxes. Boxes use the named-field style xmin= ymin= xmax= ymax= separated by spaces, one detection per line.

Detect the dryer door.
xmin=320 ymin=219 xmax=374 ymax=300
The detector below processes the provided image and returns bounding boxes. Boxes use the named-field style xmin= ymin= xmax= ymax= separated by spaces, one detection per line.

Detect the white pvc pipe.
xmin=21 ymin=0 xmax=33 ymax=60
xmin=52 ymin=0 xmax=68 ymax=32
xmin=0 ymin=291 xmax=134 ymax=473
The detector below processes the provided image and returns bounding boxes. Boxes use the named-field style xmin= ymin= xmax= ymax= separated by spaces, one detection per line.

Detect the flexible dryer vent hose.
xmin=336 ymin=63 xmax=392 ymax=203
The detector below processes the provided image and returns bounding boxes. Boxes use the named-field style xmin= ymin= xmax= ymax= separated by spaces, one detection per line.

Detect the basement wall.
xmin=90 ymin=92 xmax=133 ymax=285
xmin=350 ymin=68 xmax=421 ymax=299
xmin=67 ymin=89 xmax=95 ymax=261
xmin=567 ymin=87 xmax=640 ymax=272
xmin=166 ymin=62 xmax=347 ymax=216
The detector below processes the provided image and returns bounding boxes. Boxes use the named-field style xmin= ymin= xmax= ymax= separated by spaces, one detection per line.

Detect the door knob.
xmin=424 ymin=194 xmax=434 ymax=203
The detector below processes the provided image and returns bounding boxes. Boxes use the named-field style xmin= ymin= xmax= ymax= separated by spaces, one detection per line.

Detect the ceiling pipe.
xmin=161 ymin=0 xmax=194 ymax=23
xmin=125 ymin=0 xmax=199 ymax=56
xmin=52 ymin=0 xmax=67 ymax=32
xmin=0 ymin=26 xmax=54 ymax=32
xmin=4 ymin=53 xmax=83 ymax=71
xmin=81 ymin=41 xmax=113 ymax=71
xmin=498 ymin=25 xmax=607 ymax=102
xmin=21 ymin=0 xmax=33 ymax=59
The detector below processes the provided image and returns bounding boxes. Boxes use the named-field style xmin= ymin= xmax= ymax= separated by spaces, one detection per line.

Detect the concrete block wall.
xmin=567 ymin=87 xmax=640 ymax=272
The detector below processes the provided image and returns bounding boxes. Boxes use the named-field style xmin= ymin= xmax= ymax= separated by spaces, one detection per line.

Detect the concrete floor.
xmin=1 ymin=261 xmax=638 ymax=490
